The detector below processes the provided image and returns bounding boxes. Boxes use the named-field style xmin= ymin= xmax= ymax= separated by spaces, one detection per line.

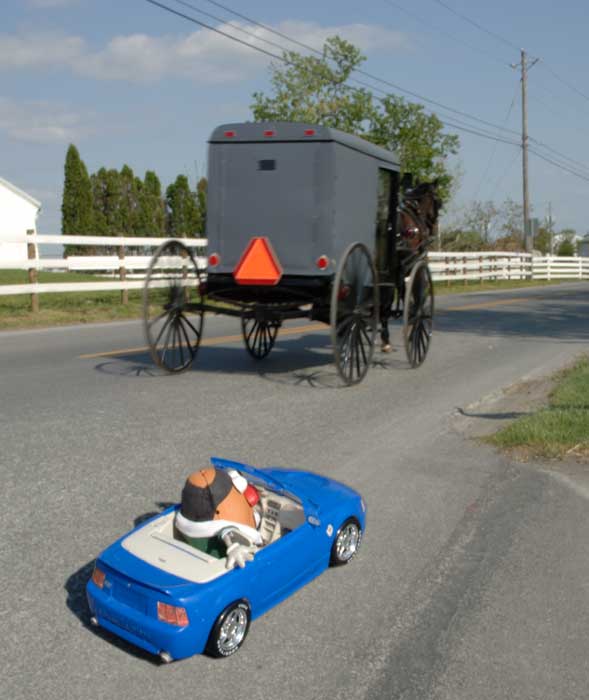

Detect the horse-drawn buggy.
xmin=143 ymin=122 xmax=440 ymax=385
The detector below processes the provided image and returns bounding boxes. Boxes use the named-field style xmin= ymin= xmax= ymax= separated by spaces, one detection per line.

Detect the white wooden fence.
xmin=0 ymin=232 xmax=587 ymax=308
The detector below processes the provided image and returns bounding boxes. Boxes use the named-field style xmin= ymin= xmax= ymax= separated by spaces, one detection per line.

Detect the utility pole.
xmin=512 ymin=50 xmax=539 ymax=253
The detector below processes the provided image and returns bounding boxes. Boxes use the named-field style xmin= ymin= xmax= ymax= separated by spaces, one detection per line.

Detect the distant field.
xmin=0 ymin=269 xmax=578 ymax=331
xmin=0 ymin=270 xmax=144 ymax=329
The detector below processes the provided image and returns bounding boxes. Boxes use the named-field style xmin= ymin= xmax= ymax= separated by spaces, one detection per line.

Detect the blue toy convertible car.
xmin=86 ymin=457 xmax=365 ymax=661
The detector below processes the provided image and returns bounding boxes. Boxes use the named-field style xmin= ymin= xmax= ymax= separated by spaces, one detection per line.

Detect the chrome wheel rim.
xmin=336 ymin=522 xmax=360 ymax=562
xmin=218 ymin=608 xmax=248 ymax=654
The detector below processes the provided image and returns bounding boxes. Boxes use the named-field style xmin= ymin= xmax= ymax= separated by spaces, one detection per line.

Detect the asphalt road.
xmin=1 ymin=283 xmax=589 ymax=700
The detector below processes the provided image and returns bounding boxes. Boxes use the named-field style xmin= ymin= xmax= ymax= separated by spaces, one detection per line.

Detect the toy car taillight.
xmin=208 ymin=253 xmax=220 ymax=267
xmin=157 ymin=601 xmax=189 ymax=627
xmin=91 ymin=566 xmax=106 ymax=589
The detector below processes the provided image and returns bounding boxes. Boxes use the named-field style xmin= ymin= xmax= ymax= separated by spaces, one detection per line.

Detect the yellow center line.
xmin=445 ymin=297 xmax=533 ymax=312
xmin=79 ymin=297 xmax=533 ymax=360
xmin=78 ymin=322 xmax=325 ymax=359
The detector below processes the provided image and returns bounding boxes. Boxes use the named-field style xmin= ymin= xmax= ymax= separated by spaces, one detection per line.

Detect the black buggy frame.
xmin=142 ymin=122 xmax=435 ymax=385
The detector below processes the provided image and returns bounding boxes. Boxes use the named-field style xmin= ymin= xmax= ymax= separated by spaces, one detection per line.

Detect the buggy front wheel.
xmin=403 ymin=260 xmax=434 ymax=368
xmin=143 ymin=239 xmax=204 ymax=372
xmin=330 ymin=242 xmax=378 ymax=386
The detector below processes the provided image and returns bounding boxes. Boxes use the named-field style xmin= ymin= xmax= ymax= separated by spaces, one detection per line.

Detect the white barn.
xmin=0 ymin=177 xmax=41 ymax=264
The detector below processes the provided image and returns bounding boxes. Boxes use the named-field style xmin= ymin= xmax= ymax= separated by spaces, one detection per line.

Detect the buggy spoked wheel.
xmin=403 ymin=260 xmax=434 ymax=368
xmin=241 ymin=316 xmax=280 ymax=360
xmin=143 ymin=239 xmax=204 ymax=372
xmin=330 ymin=242 xmax=378 ymax=386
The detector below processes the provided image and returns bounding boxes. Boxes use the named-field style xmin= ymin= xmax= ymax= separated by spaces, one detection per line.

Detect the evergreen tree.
xmin=196 ymin=177 xmax=207 ymax=234
xmin=166 ymin=175 xmax=200 ymax=238
xmin=119 ymin=164 xmax=141 ymax=236
xmin=137 ymin=171 xmax=166 ymax=237
xmin=62 ymin=144 xmax=93 ymax=255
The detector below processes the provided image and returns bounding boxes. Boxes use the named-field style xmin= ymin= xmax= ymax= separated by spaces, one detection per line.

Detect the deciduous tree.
xmin=251 ymin=36 xmax=459 ymax=203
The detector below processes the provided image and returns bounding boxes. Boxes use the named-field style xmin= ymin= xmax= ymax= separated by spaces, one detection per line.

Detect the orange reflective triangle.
xmin=233 ymin=237 xmax=283 ymax=286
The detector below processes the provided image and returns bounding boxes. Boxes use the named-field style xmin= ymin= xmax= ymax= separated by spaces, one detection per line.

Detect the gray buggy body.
xmin=206 ymin=122 xmax=400 ymax=298
xmin=142 ymin=122 xmax=435 ymax=385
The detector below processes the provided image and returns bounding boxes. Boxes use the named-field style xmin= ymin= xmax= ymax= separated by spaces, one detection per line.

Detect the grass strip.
xmin=487 ymin=357 xmax=589 ymax=459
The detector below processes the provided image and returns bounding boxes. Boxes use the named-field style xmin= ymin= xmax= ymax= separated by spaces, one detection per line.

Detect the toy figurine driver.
xmin=174 ymin=467 xmax=263 ymax=570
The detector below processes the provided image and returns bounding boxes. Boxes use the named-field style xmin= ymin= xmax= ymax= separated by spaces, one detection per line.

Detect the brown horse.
xmin=380 ymin=179 xmax=443 ymax=350
xmin=397 ymin=179 xmax=443 ymax=253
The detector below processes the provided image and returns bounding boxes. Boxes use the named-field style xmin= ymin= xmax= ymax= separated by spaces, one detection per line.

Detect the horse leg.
xmin=379 ymin=286 xmax=393 ymax=352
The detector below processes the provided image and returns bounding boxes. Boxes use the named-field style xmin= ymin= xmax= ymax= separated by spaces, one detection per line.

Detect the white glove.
xmin=225 ymin=542 xmax=255 ymax=570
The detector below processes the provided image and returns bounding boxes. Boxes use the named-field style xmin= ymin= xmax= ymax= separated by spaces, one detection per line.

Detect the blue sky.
xmin=2 ymin=0 xmax=589 ymax=236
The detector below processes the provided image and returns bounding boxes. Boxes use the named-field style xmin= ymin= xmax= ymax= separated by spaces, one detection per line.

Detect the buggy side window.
xmin=375 ymin=169 xmax=399 ymax=276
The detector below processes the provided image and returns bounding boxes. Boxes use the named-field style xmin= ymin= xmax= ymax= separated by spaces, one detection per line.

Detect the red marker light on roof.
xmin=208 ymin=253 xmax=220 ymax=267
xmin=263 ymin=130 xmax=275 ymax=137
xmin=316 ymin=255 xmax=329 ymax=270
xmin=224 ymin=130 xmax=236 ymax=138
xmin=304 ymin=129 xmax=316 ymax=136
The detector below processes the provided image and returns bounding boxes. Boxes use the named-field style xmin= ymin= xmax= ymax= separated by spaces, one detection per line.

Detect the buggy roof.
xmin=209 ymin=122 xmax=400 ymax=169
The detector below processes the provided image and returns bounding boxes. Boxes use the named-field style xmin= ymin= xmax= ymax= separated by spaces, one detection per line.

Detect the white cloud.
xmin=0 ymin=22 xmax=408 ymax=84
xmin=0 ymin=33 xmax=84 ymax=70
xmin=0 ymin=97 xmax=94 ymax=144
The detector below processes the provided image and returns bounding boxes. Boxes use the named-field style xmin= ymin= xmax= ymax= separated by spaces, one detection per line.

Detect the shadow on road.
xmin=455 ymin=407 xmax=530 ymax=421
xmin=93 ymin=331 xmax=412 ymax=389
xmin=63 ymin=501 xmax=178 ymax=666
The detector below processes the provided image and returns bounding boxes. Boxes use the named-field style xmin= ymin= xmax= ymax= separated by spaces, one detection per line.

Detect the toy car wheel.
xmin=330 ymin=518 xmax=362 ymax=566
xmin=206 ymin=600 xmax=251 ymax=658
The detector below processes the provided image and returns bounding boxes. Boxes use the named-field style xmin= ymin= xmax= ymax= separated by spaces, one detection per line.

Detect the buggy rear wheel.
xmin=403 ymin=260 xmax=434 ymax=368
xmin=330 ymin=242 xmax=378 ymax=386
xmin=143 ymin=239 xmax=204 ymax=372
xmin=241 ymin=316 xmax=280 ymax=359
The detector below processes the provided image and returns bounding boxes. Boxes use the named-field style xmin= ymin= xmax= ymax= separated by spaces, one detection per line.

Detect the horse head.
xmin=399 ymin=178 xmax=443 ymax=250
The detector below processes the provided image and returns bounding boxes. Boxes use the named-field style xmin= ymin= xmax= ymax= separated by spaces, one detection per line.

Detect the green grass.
xmin=0 ymin=269 xmax=149 ymax=330
xmin=487 ymin=357 xmax=589 ymax=460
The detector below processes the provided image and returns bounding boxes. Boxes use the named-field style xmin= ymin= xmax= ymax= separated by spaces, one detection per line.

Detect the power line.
xmin=171 ymin=0 xmax=292 ymax=55
xmin=144 ymin=0 xmax=589 ymax=184
xmin=472 ymin=79 xmax=519 ymax=201
xmin=380 ymin=0 xmax=510 ymax=67
xmin=151 ymin=0 xmax=520 ymax=142
xmin=488 ymin=149 xmax=520 ymax=201
xmin=169 ymin=0 xmax=521 ymax=138
xmin=143 ymin=0 xmax=285 ymax=62
xmin=529 ymin=147 xmax=589 ymax=184
xmin=429 ymin=0 xmax=589 ymax=111
xmin=538 ymin=60 xmax=589 ymax=105
xmin=429 ymin=0 xmax=521 ymax=53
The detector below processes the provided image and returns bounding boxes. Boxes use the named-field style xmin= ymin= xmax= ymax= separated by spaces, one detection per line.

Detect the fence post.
xmin=463 ymin=255 xmax=468 ymax=287
xmin=479 ymin=254 xmax=483 ymax=286
xmin=118 ymin=244 xmax=128 ymax=305
xmin=27 ymin=228 xmax=39 ymax=312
